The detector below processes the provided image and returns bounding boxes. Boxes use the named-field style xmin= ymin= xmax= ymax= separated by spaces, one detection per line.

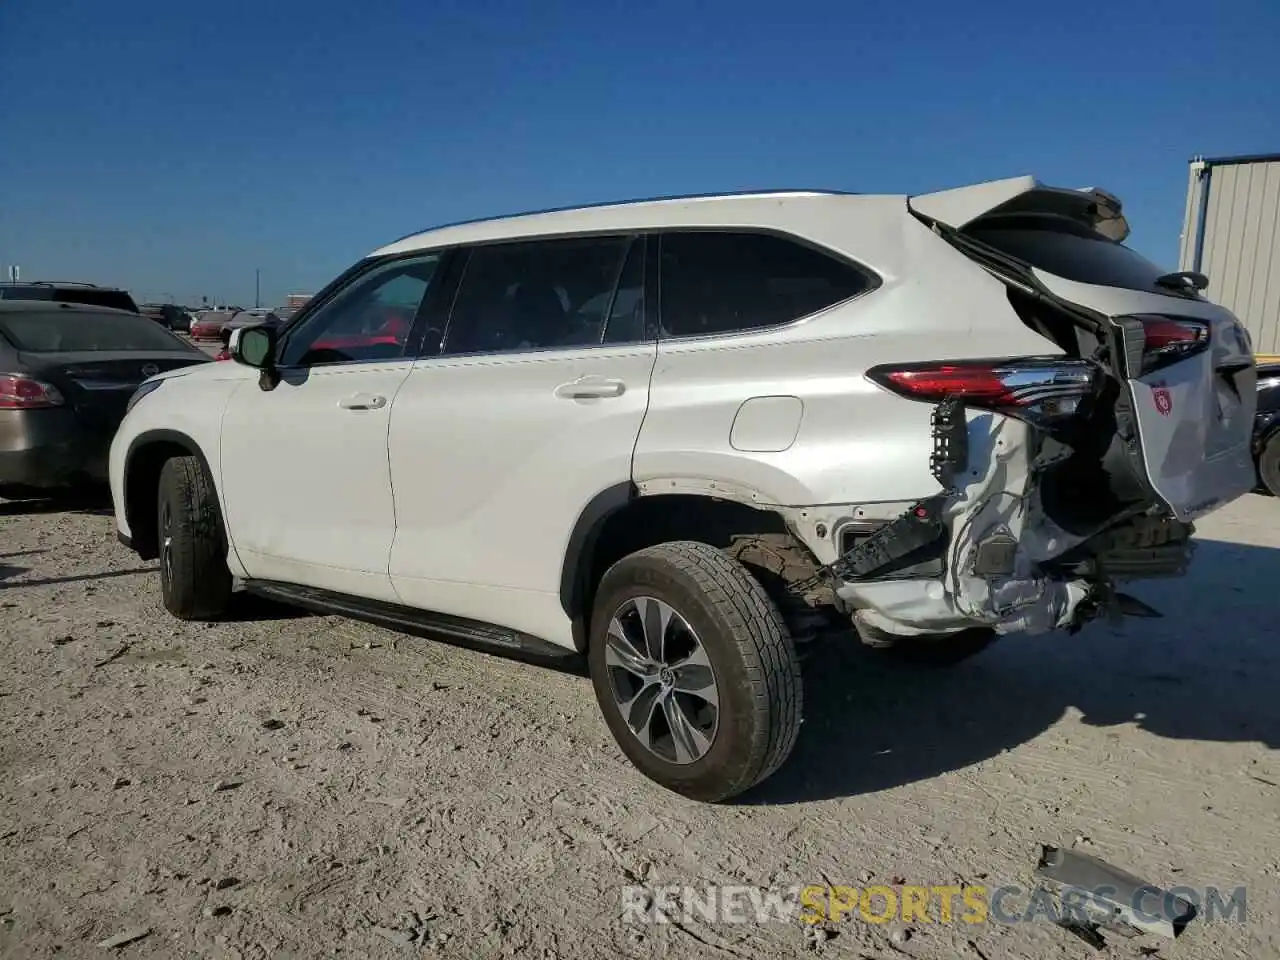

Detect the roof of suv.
xmin=1 ymin=281 xmax=127 ymax=292
xmin=7 ymin=281 xmax=102 ymax=288
xmin=371 ymin=189 xmax=884 ymax=257
xmin=0 ymin=299 xmax=139 ymax=316
xmin=0 ymin=282 xmax=140 ymax=313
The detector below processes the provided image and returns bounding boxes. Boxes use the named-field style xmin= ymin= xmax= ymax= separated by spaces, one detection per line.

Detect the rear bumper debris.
xmin=1034 ymin=844 xmax=1197 ymax=946
xmin=804 ymin=397 xmax=1187 ymax=640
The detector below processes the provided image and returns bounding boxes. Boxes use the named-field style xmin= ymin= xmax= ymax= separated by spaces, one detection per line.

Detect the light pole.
xmin=255 ymin=268 xmax=261 ymax=309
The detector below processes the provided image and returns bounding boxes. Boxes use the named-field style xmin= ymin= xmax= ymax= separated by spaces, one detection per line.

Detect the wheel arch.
xmin=559 ymin=484 xmax=799 ymax=651
xmin=123 ymin=429 xmax=220 ymax=560
xmin=1254 ymin=413 xmax=1280 ymax=458
xmin=1254 ymin=419 xmax=1280 ymax=496
xmin=559 ymin=482 xmax=635 ymax=649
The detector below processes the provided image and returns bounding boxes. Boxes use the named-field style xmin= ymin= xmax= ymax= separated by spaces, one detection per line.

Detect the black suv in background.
xmin=0 ymin=282 xmax=139 ymax=313
xmin=140 ymin=303 xmax=194 ymax=331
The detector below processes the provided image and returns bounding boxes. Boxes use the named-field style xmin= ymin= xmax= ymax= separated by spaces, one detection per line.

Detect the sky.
xmin=2 ymin=0 xmax=1279 ymax=307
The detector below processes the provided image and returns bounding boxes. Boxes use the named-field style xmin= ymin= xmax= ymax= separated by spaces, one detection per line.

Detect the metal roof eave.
xmin=1193 ymin=152 xmax=1280 ymax=168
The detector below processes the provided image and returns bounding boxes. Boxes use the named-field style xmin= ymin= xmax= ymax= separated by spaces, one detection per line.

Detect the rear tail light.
xmin=867 ymin=358 xmax=1094 ymax=425
xmin=1119 ymin=314 xmax=1210 ymax=377
xmin=214 ymin=348 xmax=231 ymax=361
xmin=0 ymin=374 xmax=65 ymax=409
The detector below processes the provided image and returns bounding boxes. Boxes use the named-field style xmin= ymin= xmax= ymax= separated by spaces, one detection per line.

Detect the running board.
xmin=242 ymin=580 xmax=583 ymax=668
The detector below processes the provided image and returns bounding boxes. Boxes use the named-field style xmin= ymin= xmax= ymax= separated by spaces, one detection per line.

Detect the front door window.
xmin=279 ymin=254 xmax=441 ymax=367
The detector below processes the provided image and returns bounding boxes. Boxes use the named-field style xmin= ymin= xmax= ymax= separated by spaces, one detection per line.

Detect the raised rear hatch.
xmin=910 ymin=176 xmax=1257 ymax=521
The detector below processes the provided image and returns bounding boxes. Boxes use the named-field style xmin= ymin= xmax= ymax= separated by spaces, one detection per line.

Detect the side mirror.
xmin=232 ymin=323 xmax=277 ymax=369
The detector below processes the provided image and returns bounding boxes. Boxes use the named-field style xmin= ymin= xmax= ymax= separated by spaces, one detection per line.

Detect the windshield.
xmin=0 ymin=309 xmax=198 ymax=353
xmin=965 ymin=215 xmax=1197 ymax=298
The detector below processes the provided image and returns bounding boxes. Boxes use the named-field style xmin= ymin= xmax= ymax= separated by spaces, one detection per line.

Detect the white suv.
xmin=110 ymin=178 xmax=1257 ymax=801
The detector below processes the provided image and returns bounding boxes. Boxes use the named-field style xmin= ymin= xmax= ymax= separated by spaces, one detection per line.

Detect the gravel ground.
xmin=1 ymin=492 xmax=1278 ymax=960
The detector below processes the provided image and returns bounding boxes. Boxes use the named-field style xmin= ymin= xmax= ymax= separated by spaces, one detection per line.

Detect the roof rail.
xmin=6 ymin=280 xmax=104 ymax=288
xmin=1194 ymin=152 xmax=1280 ymax=168
xmin=384 ymin=188 xmax=853 ymax=246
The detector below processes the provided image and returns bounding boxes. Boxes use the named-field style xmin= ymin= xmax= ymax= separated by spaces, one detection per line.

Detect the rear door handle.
xmin=554 ymin=377 xmax=625 ymax=400
xmin=338 ymin=393 xmax=387 ymax=410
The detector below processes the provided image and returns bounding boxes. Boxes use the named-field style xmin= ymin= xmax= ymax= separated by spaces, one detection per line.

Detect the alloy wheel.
xmin=604 ymin=596 xmax=719 ymax=764
xmin=160 ymin=500 xmax=173 ymax=585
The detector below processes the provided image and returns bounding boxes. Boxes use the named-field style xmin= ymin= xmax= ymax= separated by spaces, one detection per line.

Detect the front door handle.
xmin=338 ymin=393 xmax=387 ymax=410
xmin=554 ymin=377 xmax=626 ymax=400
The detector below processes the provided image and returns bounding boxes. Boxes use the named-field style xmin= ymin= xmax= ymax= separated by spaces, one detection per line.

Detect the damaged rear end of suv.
xmin=828 ymin=177 xmax=1258 ymax=648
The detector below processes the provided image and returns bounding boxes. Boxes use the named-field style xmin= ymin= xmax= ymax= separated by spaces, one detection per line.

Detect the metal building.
xmin=1179 ymin=153 xmax=1280 ymax=357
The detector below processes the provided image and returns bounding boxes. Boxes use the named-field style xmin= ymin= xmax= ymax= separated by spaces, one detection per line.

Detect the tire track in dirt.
xmin=3 ymin=499 xmax=1279 ymax=958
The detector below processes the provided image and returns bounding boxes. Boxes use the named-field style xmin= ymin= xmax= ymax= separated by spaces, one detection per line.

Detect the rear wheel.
xmin=157 ymin=456 xmax=231 ymax=620
xmin=588 ymin=541 xmax=802 ymax=802
xmin=1259 ymin=432 xmax=1280 ymax=497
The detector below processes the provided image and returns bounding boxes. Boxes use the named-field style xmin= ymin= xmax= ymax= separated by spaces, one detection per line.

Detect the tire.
xmin=587 ymin=541 xmax=802 ymax=802
xmin=157 ymin=455 xmax=231 ymax=620
xmin=880 ymin=627 xmax=998 ymax=667
xmin=1259 ymin=432 xmax=1280 ymax=497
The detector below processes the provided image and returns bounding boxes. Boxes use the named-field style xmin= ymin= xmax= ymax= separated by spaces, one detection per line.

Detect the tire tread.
xmin=159 ymin=455 xmax=231 ymax=620
xmin=621 ymin=540 xmax=802 ymax=799
xmin=1260 ymin=432 xmax=1280 ymax=497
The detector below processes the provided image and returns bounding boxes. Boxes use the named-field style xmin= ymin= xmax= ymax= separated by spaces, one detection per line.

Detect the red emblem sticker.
xmin=1153 ymin=387 xmax=1173 ymax=416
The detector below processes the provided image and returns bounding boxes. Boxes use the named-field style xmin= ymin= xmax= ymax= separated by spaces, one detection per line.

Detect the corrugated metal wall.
xmin=1180 ymin=156 xmax=1280 ymax=354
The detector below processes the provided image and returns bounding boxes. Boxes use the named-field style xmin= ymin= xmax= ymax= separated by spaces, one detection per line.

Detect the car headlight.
xmin=126 ymin=379 xmax=164 ymax=413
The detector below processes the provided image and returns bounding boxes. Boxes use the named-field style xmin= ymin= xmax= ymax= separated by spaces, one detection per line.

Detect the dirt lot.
xmin=1 ymin=493 xmax=1278 ymax=960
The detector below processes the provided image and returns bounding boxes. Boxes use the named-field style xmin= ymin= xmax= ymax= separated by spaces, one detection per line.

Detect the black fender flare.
xmin=123 ymin=429 xmax=221 ymax=558
xmin=558 ymin=482 xmax=635 ymax=642
xmin=1254 ymin=413 xmax=1280 ymax=459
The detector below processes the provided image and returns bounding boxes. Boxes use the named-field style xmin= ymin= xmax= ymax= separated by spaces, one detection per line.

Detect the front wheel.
xmin=157 ymin=455 xmax=231 ymax=620
xmin=588 ymin=541 xmax=802 ymax=802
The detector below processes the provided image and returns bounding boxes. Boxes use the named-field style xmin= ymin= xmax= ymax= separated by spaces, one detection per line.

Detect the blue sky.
xmin=2 ymin=0 xmax=1278 ymax=306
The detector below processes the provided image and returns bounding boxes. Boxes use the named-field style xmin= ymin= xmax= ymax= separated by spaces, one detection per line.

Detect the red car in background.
xmin=216 ymin=305 xmax=414 ymax=361
xmin=190 ymin=311 xmax=236 ymax=341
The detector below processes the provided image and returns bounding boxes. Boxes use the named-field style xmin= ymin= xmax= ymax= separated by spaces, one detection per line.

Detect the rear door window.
xmin=601 ymin=238 xmax=648 ymax=344
xmin=658 ymin=231 xmax=873 ymax=338
xmin=443 ymin=236 xmax=632 ymax=355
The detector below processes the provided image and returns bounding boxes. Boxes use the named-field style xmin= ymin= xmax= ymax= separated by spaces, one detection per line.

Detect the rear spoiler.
xmin=909 ymin=176 xmax=1130 ymax=243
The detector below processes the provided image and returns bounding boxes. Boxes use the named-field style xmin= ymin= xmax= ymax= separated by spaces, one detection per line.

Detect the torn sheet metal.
xmin=836 ymin=410 xmax=1094 ymax=637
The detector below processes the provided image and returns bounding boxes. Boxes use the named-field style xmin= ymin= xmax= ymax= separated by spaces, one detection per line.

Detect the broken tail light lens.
xmin=867 ymin=358 xmax=1094 ymax=425
xmin=1119 ymin=314 xmax=1210 ymax=377
xmin=0 ymin=374 xmax=65 ymax=409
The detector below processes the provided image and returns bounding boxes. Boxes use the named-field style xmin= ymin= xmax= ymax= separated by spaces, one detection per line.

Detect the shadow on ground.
xmin=0 ymin=567 xmax=153 ymax=589
xmin=745 ymin=538 xmax=1280 ymax=805
xmin=0 ymin=491 xmax=114 ymax=517
xmin=0 ymin=549 xmax=46 ymax=560
xmin=221 ymin=590 xmax=316 ymax=622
